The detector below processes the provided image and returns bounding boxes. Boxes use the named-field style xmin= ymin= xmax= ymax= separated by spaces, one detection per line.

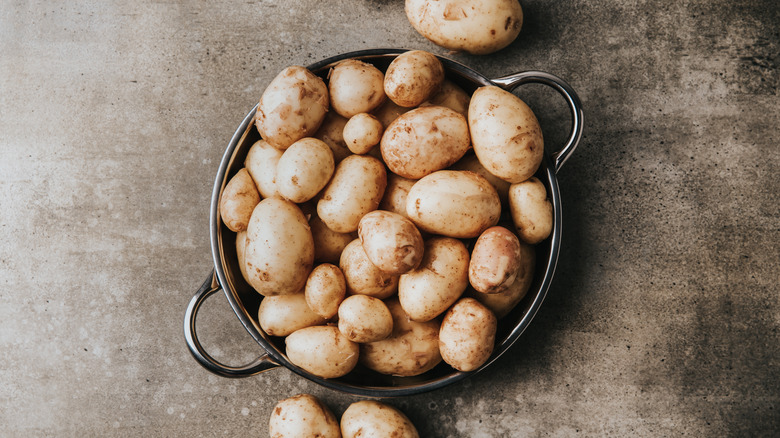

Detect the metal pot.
xmin=184 ymin=48 xmax=583 ymax=397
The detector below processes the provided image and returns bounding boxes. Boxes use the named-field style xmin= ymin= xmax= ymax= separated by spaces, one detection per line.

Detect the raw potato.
xmin=339 ymin=239 xmax=399 ymax=299
xmin=358 ymin=210 xmax=424 ymax=275
xmin=276 ymin=137 xmax=335 ymax=203
xmin=420 ymin=80 xmax=471 ymax=117
xmin=469 ymin=226 xmax=522 ymax=294
xmin=372 ymin=98 xmax=411 ymax=128
xmin=508 ymin=177 xmax=553 ymax=244
xmin=343 ymin=113 xmax=383 ymax=154
xmin=406 ymin=170 xmax=501 ymax=238
xmin=380 ymin=105 xmax=471 ymax=179
xmin=398 ymin=237 xmax=469 ymax=322
xmin=244 ymin=198 xmax=314 ymax=296
xmin=469 ymin=85 xmax=544 ymax=183
xmin=360 ymin=298 xmax=442 ymax=376
xmin=384 ymin=50 xmax=445 ymax=107
xmin=236 ymin=231 xmax=251 ymax=284
xmin=304 ymin=263 xmax=346 ymax=319
xmin=439 ymin=297 xmax=497 ymax=372
xmin=285 ymin=325 xmax=359 ymax=379
xmin=341 ymin=401 xmax=419 ymax=438
xmin=378 ymin=173 xmax=417 ymax=218
xmin=258 ymin=293 xmax=327 ymax=337
xmin=255 ymin=66 xmax=329 ymax=150
xmin=451 ymin=153 xmax=510 ymax=205
xmin=244 ymin=139 xmax=282 ymax=198
xmin=328 ymin=59 xmax=386 ymax=118
xmin=219 ymin=168 xmax=260 ymax=232
xmin=268 ymin=394 xmax=341 ymax=438
xmin=310 ymin=215 xmax=355 ymax=264
xmin=317 ymin=154 xmax=387 ymax=233
xmin=469 ymin=240 xmax=535 ymax=318
xmin=337 ymin=295 xmax=393 ymax=343
xmin=314 ymin=111 xmax=352 ymax=163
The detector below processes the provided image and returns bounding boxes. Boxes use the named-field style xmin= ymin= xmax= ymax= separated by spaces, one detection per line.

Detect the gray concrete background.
xmin=1 ymin=0 xmax=778 ymax=436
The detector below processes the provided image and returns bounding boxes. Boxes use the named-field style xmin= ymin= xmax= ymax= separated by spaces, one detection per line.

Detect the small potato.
xmin=255 ymin=66 xmax=329 ymax=150
xmin=360 ymin=298 xmax=442 ymax=376
xmin=468 ymin=240 xmax=535 ymax=318
xmin=372 ymin=98 xmax=411 ymax=128
xmin=337 ymin=295 xmax=393 ymax=343
xmin=343 ymin=113 xmax=384 ymax=155
xmin=406 ymin=170 xmax=501 ymax=239
xmin=268 ymin=394 xmax=341 ymax=438
xmin=420 ymin=80 xmax=471 ymax=117
xmin=358 ymin=210 xmax=424 ymax=275
xmin=219 ymin=168 xmax=260 ymax=232
xmin=328 ymin=59 xmax=386 ymax=118
xmin=317 ymin=155 xmax=387 ymax=233
xmin=469 ymin=86 xmax=544 ymax=183
xmin=469 ymin=226 xmax=522 ymax=294
xmin=508 ymin=177 xmax=553 ymax=244
xmin=451 ymin=154 xmax=510 ymax=205
xmin=384 ymin=50 xmax=444 ymax=107
xmin=258 ymin=293 xmax=327 ymax=337
xmin=236 ymin=231 xmax=251 ymax=285
xmin=398 ymin=237 xmax=469 ymax=322
xmin=439 ymin=297 xmax=497 ymax=372
xmin=310 ymin=214 xmax=355 ymax=264
xmin=285 ymin=325 xmax=359 ymax=379
xmin=276 ymin=137 xmax=335 ymax=203
xmin=304 ymin=263 xmax=346 ymax=319
xmin=313 ymin=111 xmax=352 ymax=163
xmin=378 ymin=173 xmax=417 ymax=218
xmin=244 ymin=139 xmax=282 ymax=198
xmin=341 ymin=401 xmax=419 ymax=438
xmin=339 ymin=239 xmax=399 ymax=299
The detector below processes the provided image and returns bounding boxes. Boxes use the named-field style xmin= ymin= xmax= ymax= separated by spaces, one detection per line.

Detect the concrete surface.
xmin=1 ymin=0 xmax=778 ymax=436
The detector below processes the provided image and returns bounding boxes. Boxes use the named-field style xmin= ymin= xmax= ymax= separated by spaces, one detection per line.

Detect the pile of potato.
xmin=219 ymin=50 xmax=553 ymax=380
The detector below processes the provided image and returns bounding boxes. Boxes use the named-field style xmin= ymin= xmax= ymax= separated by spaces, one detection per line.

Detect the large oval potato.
xmin=310 ymin=214 xmax=355 ymax=264
xmin=439 ymin=297 xmax=497 ymax=372
xmin=317 ymin=154 xmax=387 ymax=233
xmin=379 ymin=173 xmax=417 ymax=218
xmin=468 ymin=240 xmax=535 ymax=318
xmin=328 ymin=59 xmax=386 ymax=118
xmin=285 ymin=325 xmax=359 ymax=379
xmin=255 ymin=66 xmax=329 ymax=150
xmin=358 ymin=210 xmax=424 ymax=275
xmin=405 ymin=0 xmax=523 ymax=55
xmin=384 ymin=50 xmax=444 ymax=108
xmin=304 ymin=263 xmax=346 ymax=319
xmin=268 ymin=394 xmax=341 ymax=438
xmin=244 ymin=139 xmax=282 ymax=198
xmin=406 ymin=170 xmax=500 ymax=238
xmin=245 ymin=198 xmax=314 ymax=296
xmin=469 ymin=226 xmax=522 ymax=294
xmin=469 ymin=85 xmax=544 ymax=183
xmin=341 ymin=401 xmax=419 ymax=438
xmin=339 ymin=239 xmax=399 ymax=299
xmin=276 ymin=137 xmax=335 ymax=203
xmin=258 ymin=293 xmax=327 ymax=337
xmin=508 ymin=177 xmax=553 ymax=244
xmin=337 ymin=295 xmax=393 ymax=343
xmin=219 ymin=168 xmax=260 ymax=232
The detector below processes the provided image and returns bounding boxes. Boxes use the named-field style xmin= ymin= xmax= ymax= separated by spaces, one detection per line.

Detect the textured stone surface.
xmin=1 ymin=1 xmax=777 ymax=436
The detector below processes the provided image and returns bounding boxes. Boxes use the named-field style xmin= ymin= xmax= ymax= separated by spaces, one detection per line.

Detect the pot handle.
xmin=184 ymin=272 xmax=280 ymax=378
xmin=491 ymin=71 xmax=584 ymax=173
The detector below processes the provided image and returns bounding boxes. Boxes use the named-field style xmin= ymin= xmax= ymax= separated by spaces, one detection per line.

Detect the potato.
xmin=420 ymin=80 xmax=471 ymax=117
xmin=358 ymin=210 xmax=424 ymax=275
xmin=276 ymin=137 xmax=335 ymax=203
xmin=372 ymin=98 xmax=411 ymax=128
xmin=236 ymin=230 xmax=251 ymax=284
xmin=245 ymin=198 xmax=314 ymax=296
xmin=398 ymin=237 xmax=469 ymax=322
xmin=313 ymin=111 xmax=352 ymax=163
xmin=468 ymin=241 xmax=535 ymax=318
xmin=310 ymin=214 xmax=355 ymax=264
xmin=304 ymin=263 xmax=346 ymax=319
xmin=469 ymin=226 xmax=522 ymax=294
xmin=244 ymin=139 xmax=282 ymax=198
xmin=439 ymin=297 xmax=497 ymax=372
xmin=360 ymin=298 xmax=441 ymax=376
xmin=380 ymin=106 xmax=471 ymax=179
xmin=268 ymin=394 xmax=341 ymax=438
xmin=406 ymin=170 xmax=501 ymax=238
xmin=337 ymin=295 xmax=393 ymax=343
xmin=328 ymin=59 xmax=386 ymax=118
xmin=450 ymin=153 xmax=510 ymax=205
xmin=258 ymin=293 xmax=327 ymax=337
xmin=468 ymin=85 xmax=543 ymax=183
xmin=255 ymin=66 xmax=329 ymax=150
xmin=285 ymin=325 xmax=359 ymax=379
xmin=508 ymin=177 xmax=553 ymax=244
xmin=339 ymin=239 xmax=399 ymax=299
xmin=317 ymin=154 xmax=387 ymax=233
xmin=405 ymin=0 xmax=523 ymax=55
xmin=343 ymin=113 xmax=383 ymax=155
xmin=219 ymin=168 xmax=260 ymax=232
xmin=378 ymin=173 xmax=417 ymax=218
xmin=341 ymin=401 xmax=419 ymax=438
xmin=384 ymin=50 xmax=444 ymax=107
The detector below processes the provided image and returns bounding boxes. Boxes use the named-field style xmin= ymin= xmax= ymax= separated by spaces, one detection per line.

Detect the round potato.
xmin=439 ymin=297 xmax=497 ymax=372
xmin=469 ymin=226 xmax=522 ymax=294
xmin=258 ymin=293 xmax=327 ymax=337
xmin=406 ymin=170 xmax=501 ymax=238
xmin=269 ymin=394 xmax=341 ymax=438
xmin=338 ymin=295 xmax=393 ymax=343
xmin=317 ymin=154 xmax=387 ymax=233
xmin=341 ymin=401 xmax=419 ymax=438
xmin=285 ymin=325 xmax=359 ymax=379
xmin=245 ymin=198 xmax=314 ymax=296
xmin=255 ymin=65 xmax=329 ymax=150
xmin=244 ymin=139 xmax=282 ymax=198
xmin=398 ymin=237 xmax=469 ymax=322
xmin=384 ymin=50 xmax=444 ymax=107
xmin=310 ymin=214 xmax=355 ymax=264
xmin=450 ymin=153 xmax=510 ymax=205
xmin=508 ymin=177 xmax=553 ymax=244
xmin=276 ymin=137 xmax=335 ymax=203
xmin=358 ymin=210 xmax=424 ymax=275
xmin=313 ymin=111 xmax=352 ymax=163
xmin=468 ymin=240 xmax=535 ymax=318
xmin=359 ymin=298 xmax=442 ymax=376
xmin=469 ymin=85 xmax=544 ymax=183
xmin=304 ymin=263 xmax=346 ymax=319
xmin=339 ymin=239 xmax=399 ymax=299
xmin=378 ymin=173 xmax=417 ymax=218
xmin=328 ymin=59 xmax=386 ymax=118
xmin=405 ymin=0 xmax=523 ymax=55
xmin=420 ymin=80 xmax=471 ymax=117
xmin=380 ymin=105 xmax=471 ymax=180
xmin=343 ymin=113 xmax=384 ymax=155
xmin=219 ymin=168 xmax=260 ymax=232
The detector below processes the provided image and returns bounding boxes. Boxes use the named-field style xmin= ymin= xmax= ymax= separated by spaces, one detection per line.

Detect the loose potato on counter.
xmin=343 ymin=113 xmax=384 ymax=155
xmin=219 ymin=168 xmax=260 ymax=232
xmin=255 ymin=65 xmax=329 ymax=150
xmin=328 ymin=59 xmax=386 ymax=118
xmin=317 ymin=154 xmax=387 ymax=233
xmin=384 ymin=50 xmax=444 ymax=107
xmin=358 ymin=210 xmax=424 ymax=275
xmin=244 ymin=139 xmax=282 ymax=199
xmin=439 ymin=297 xmax=497 ymax=372
xmin=420 ymin=80 xmax=471 ymax=117
xmin=268 ymin=394 xmax=341 ymax=438
xmin=469 ymin=226 xmax=523 ymax=294
xmin=314 ymin=111 xmax=352 ymax=163
xmin=276 ymin=137 xmax=335 ymax=203
xmin=285 ymin=325 xmax=359 ymax=379
xmin=258 ymin=293 xmax=327 ymax=337
xmin=310 ymin=215 xmax=355 ymax=264
xmin=341 ymin=401 xmax=419 ymax=438
xmin=304 ymin=263 xmax=346 ymax=319
xmin=339 ymin=239 xmax=399 ymax=299
xmin=378 ymin=173 xmax=417 ymax=218
xmin=508 ymin=177 xmax=553 ymax=244
xmin=337 ymin=295 xmax=393 ymax=343
xmin=469 ymin=241 xmax=535 ymax=318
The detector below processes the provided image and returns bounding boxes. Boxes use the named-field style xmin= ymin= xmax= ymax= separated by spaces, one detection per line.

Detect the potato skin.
xmin=317 ymin=154 xmax=387 ymax=233
xmin=508 ymin=177 xmax=553 ymax=244
xmin=276 ymin=137 xmax=335 ymax=203
xmin=258 ymin=293 xmax=327 ymax=337
xmin=235 ymin=230 xmax=251 ymax=284
xmin=469 ymin=226 xmax=522 ymax=294
xmin=378 ymin=173 xmax=417 ymax=218
xmin=468 ymin=241 xmax=535 ymax=318
xmin=285 ymin=325 xmax=359 ymax=379
xmin=341 ymin=401 xmax=419 ymax=438
xmin=304 ymin=263 xmax=346 ymax=319
xmin=219 ymin=168 xmax=260 ymax=232
xmin=337 ymin=295 xmax=394 ymax=343
xmin=313 ymin=111 xmax=352 ymax=163
xmin=310 ymin=214 xmax=355 ymax=264
xmin=450 ymin=153 xmax=510 ymax=205
xmin=328 ymin=59 xmax=386 ymax=118
xmin=343 ymin=113 xmax=383 ymax=155
xmin=384 ymin=50 xmax=444 ymax=107
xmin=420 ymin=79 xmax=471 ymax=117
xmin=339 ymin=239 xmax=399 ymax=299
xmin=358 ymin=210 xmax=424 ymax=275
xmin=268 ymin=394 xmax=341 ymax=438
xmin=439 ymin=297 xmax=497 ymax=372
xmin=244 ymin=139 xmax=282 ymax=198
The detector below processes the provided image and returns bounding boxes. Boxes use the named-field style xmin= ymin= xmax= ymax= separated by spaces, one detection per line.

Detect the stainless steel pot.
xmin=184 ymin=48 xmax=583 ymax=397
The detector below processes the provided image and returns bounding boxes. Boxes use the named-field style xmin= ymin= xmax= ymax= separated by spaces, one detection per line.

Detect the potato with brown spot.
xmin=244 ymin=139 xmax=282 ymax=198
xmin=339 ymin=239 xmax=399 ymax=299
xmin=219 ymin=168 xmax=260 ymax=232
xmin=358 ymin=210 xmax=424 ymax=275
xmin=328 ymin=59 xmax=386 ymax=118
xmin=268 ymin=394 xmax=341 ymax=438
xmin=450 ymin=153 xmax=510 ymax=205
xmin=275 ymin=137 xmax=335 ymax=203
xmin=285 ymin=325 xmax=359 ymax=379
xmin=384 ymin=50 xmax=444 ymax=107
xmin=343 ymin=113 xmax=384 ymax=155
xmin=258 ymin=292 xmax=327 ymax=337
xmin=317 ymin=154 xmax=387 ymax=233
xmin=379 ymin=173 xmax=417 ymax=218
xmin=341 ymin=400 xmax=419 ymax=438
xmin=337 ymin=295 xmax=393 ymax=343
xmin=439 ymin=297 xmax=497 ymax=372
xmin=420 ymin=80 xmax=471 ymax=117
xmin=508 ymin=177 xmax=553 ymax=244
xmin=469 ymin=226 xmax=523 ymax=294
xmin=304 ymin=263 xmax=346 ymax=319
xmin=468 ymin=241 xmax=535 ymax=318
